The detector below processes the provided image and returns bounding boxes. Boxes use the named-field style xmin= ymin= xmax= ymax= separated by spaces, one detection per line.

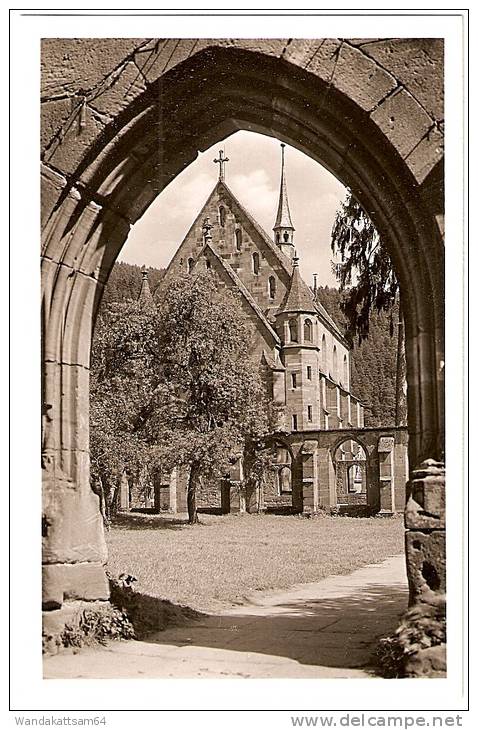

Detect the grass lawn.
xmin=106 ymin=512 xmax=405 ymax=613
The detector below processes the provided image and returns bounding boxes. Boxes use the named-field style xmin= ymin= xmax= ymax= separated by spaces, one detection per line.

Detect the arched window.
xmin=304 ymin=318 xmax=312 ymax=342
xmin=252 ymin=251 xmax=260 ymax=274
xmin=347 ymin=464 xmax=364 ymax=494
xmin=268 ymin=275 xmax=276 ymax=300
xmin=219 ymin=206 xmax=226 ymax=227
xmin=235 ymin=228 xmax=242 ymax=251
xmin=273 ymin=444 xmax=293 ymax=495
xmin=279 ymin=466 xmax=292 ymax=493
xmin=289 ymin=318 xmax=298 ymax=343
xmin=276 ymin=232 xmax=280 ymax=244
xmin=187 ymin=257 xmax=194 ymax=273
xmin=334 ymin=439 xmax=367 ymax=502
xmin=205 ymin=259 xmax=211 ymax=270
xmin=333 ymin=345 xmax=338 ymax=378
xmin=321 ymin=334 xmax=327 ymax=371
xmin=343 ymin=354 xmax=348 ymax=387
xmin=283 ymin=231 xmax=289 ymax=242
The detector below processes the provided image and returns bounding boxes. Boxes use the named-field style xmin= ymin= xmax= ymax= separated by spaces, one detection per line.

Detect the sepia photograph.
xmin=8 ymin=7 xmax=469 ymax=722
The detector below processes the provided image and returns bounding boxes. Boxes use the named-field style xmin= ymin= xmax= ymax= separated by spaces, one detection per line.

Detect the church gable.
xmin=163 ymin=182 xmax=292 ymax=317
xmin=162 ymin=183 xmax=223 ymax=279
xmin=196 ymin=242 xmax=281 ymax=362
xmin=214 ymin=183 xmax=292 ymax=313
xmin=162 ymin=156 xmax=347 ymax=352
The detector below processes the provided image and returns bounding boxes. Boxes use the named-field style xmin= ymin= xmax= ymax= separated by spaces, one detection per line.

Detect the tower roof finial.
xmin=273 ymin=143 xmax=295 ymax=232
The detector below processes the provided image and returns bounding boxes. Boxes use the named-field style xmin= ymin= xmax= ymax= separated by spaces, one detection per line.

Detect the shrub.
xmin=55 ymin=604 xmax=135 ymax=652
xmin=107 ymin=571 xmax=203 ymax=638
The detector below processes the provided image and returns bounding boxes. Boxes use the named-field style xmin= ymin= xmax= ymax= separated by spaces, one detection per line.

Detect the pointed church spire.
xmin=273 ymin=143 xmax=295 ymax=258
xmin=138 ymin=266 xmax=154 ymax=307
xmin=277 ymin=253 xmax=317 ymax=315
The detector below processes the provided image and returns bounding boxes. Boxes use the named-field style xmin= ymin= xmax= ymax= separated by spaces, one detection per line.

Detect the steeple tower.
xmin=138 ymin=265 xmax=154 ymax=308
xmin=273 ymin=143 xmax=295 ymax=258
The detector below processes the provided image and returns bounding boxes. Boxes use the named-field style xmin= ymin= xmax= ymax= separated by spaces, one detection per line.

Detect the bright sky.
xmin=120 ymin=130 xmax=348 ymax=288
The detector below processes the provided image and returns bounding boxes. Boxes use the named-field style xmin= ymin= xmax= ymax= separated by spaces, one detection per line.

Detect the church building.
xmin=164 ymin=145 xmax=364 ymax=431
xmin=134 ymin=144 xmax=408 ymax=516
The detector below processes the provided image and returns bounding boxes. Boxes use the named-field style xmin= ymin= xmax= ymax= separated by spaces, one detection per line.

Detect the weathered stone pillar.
xmin=229 ymin=482 xmax=241 ymax=513
xmin=119 ymin=471 xmax=130 ymax=512
xmin=247 ymin=478 xmax=265 ymax=514
xmin=405 ymin=459 xmax=446 ymax=603
xmin=403 ymin=459 xmax=446 ymax=675
xmin=169 ymin=467 xmax=178 ymax=513
xmin=378 ymin=436 xmax=395 ymax=514
xmin=220 ymin=481 xmax=231 ymax=514
xmin=316 ymin=446 xmax=332 ymax=510
xmin=301 ymin=440 xmax=318 ymax=515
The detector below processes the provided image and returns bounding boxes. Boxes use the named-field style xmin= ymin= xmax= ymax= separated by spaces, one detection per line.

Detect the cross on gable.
xmin=214 ymin=149 xmax=229 ymax=182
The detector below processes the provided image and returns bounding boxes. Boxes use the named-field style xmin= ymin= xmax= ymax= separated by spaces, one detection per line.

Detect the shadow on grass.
xmin=109 ymin=576 xmax=205 ymax=639
xmin=111 ymin=512 xmax=191 ymax=531
xmin=138 ymin=583 xmax=409 ymax=672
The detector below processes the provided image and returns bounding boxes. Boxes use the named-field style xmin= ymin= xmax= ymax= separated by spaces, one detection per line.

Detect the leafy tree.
xmin=90 ymin=299 xmax=161 ymax=520
xmin=331 ymin=191 xmax=407 ymax=426
xmin=90 ymin=267 xmax=272 ymax=525
xmin=90 ymin=262 xmax=165 ymax=519
xmin=144 ymin=271 xmax=272 ymax=524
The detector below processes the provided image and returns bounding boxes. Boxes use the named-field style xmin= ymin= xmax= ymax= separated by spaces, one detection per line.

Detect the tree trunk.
xmin=92 ymin=475 xmax=109 ymax=528
xmin=395 ymin=301 xmax=407 ymax=427
xmin=187 ymin=462 xmax=200 ymax=524
xmin=106 ymin=478 xmax=119 ymax=520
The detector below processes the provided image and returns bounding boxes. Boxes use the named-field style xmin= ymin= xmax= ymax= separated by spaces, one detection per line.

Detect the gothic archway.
xmin=41 ymin=39 xmax=444 ymax=621
xmin=333 ymin=438 xmax=369 ymax=510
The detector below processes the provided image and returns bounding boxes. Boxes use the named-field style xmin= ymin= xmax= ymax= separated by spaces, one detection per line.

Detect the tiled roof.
xmin=273 ymin=144 xmax=294 ymax=230
xmin=202 ymin=242 xmax=281 ymax=346
xmin=276 ymin=259 xmax=318 ymax=315
xmin=137 ymin=268 xmax=154 ymax=307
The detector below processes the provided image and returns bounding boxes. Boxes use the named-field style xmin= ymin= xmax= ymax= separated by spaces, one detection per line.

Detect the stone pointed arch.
xmin=41 ymin=39 xmax=445 ymax=626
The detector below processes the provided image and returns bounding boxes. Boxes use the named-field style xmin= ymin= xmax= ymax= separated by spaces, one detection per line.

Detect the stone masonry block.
xmin=405 ymin=459 xmax=445 ymax=530
xmin=359 ymin=38 xmax=444 ymax=120
xmin=41 ymin=164 xmax=68 ymax=229
xmin=44 ymin=103 xmax=108 ymax=177
xmin=405 ymin=644 xmax=446 ymax=678
xmin=41 ymin=97 xmax=74 ymax=156
xmin=283 ymin=39 xmax=327 ymax=69
xmin=42 ymin=469 xmax=107 ymax=566
xmin=405 ymin=125 xmax=444 ymax=185
xmin=306 ymin=40 xmax=397 ymax=112
xmin=41 ymin=39 xmax=147 ymax=98
xmin=134 ymin=39 xmax=197 ymax=84
xmin=405 ymin=530 xmax=446 ymax=603
xmin=371 ymin=87 xmax=433 ymax=158
xmin=43 ymin=602 xmax=84 ymax=638
xmin=43 ymin=562 xmax=109 ymax=609
xmin=89 ymin=61 xmax=147 ymax=118
xmin=334 ymin=43 xmax=397 ymax=112
xmin=61 ymin=562 xmax=109 ymax=602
